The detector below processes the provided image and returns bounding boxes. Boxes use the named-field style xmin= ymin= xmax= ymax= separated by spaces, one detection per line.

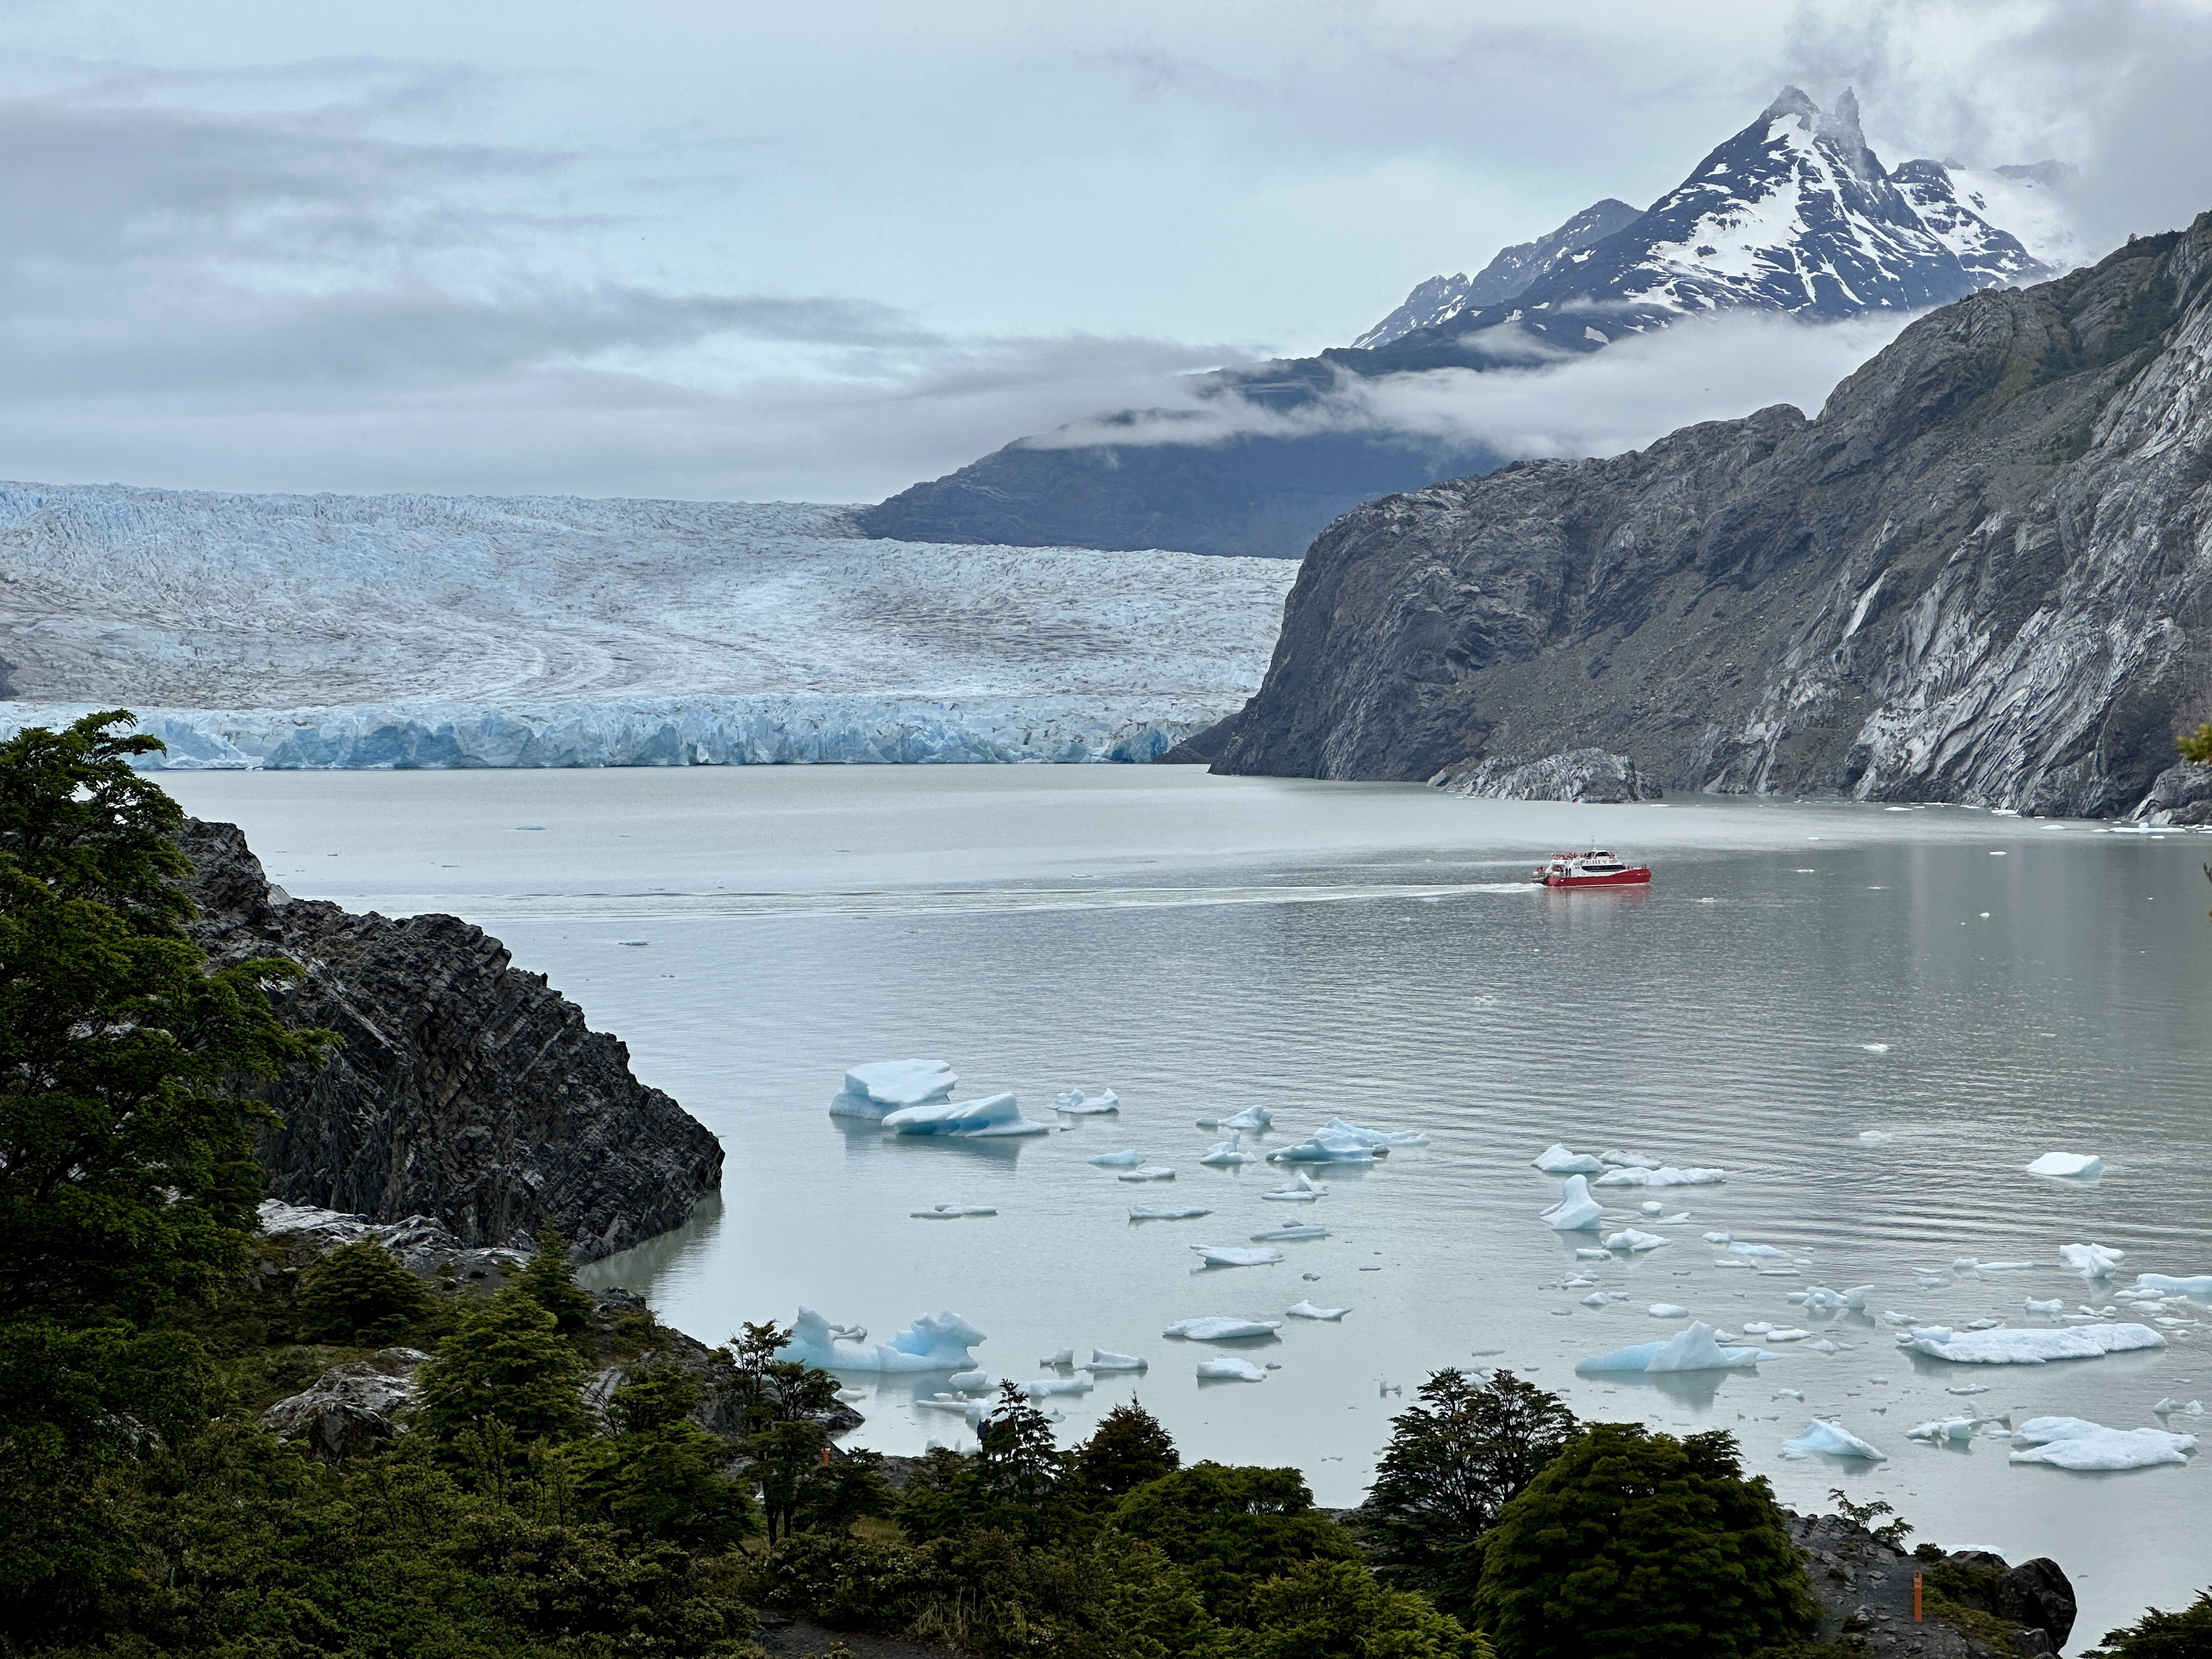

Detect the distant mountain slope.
xmin=0 ymin=488 xmax=1295 ymax=767
xmin=862 ymin=88 xmax=2076 ymax=558
xmin=1351 ymin=199 xmax=1643 ymax=349
xmin=1197 ymin=212 xmax=2212 ymax=818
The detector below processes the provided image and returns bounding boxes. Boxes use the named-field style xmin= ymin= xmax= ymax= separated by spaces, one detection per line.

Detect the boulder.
xmin=2133 ymin=760 xmax=2212 ymax=826
xmin=1996 ymin=1558 xmax=2077 ymax=1651
xmin=262 ymin=1349 xmax=428 ymax=1464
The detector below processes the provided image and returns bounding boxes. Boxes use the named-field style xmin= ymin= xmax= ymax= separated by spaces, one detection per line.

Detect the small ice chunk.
xmin=1319 ymin=1116 xmax=1429 ymax=1148
xmin=1265 ymin=1172 xmax=1329 ymax=1202
xmin=832 ymin=1059 xmax=956 ymax=1119
xmin=1727 ymin=1241 xmax=1791 ymax=1260
xmin=1796 ymin=1285 xmax=1874 ymax=1312
xmin=1702 ymin=1231 xmax=1733 ymax=1244
xmin=1198 ymin=1131 xmax=1258 ymax=1167
xmin=1859 ymin=1130 xmax=1894 ymax=1143
xmin=1906 ymin=1417 xmax=1980 ymax=1443
xmin=1593 ymin=1165 xmax=1726 ymax=1188
xmin=1575 ymin=1247 xmax=1609 ymax=1260
xmin=1251 ymin=1224 xmax=1329 ymax=1242
xmin=1581 ymin=1291 xmax=1610 ymax=1307
xmin=1784 ymin=1420 xmax=1887 ymax=1460
xmin=1090 ymin=1149 xmax=1147 ymax=1168
xmin=1542 ymin=1175 xmax=1605 ymax=1232
xmin=2026 ymin=1152 xmax=2104 ymax=1177
xmin=1860 ymin=1043 xmax=1891 ymax=1054
xmin=947 ymin=1368 xmax=990 ymax=1392
xmin=1763 ymin=1328 xmax=1813 ymax=1343
xmin=1804 ymin=1338 xmax=1841 ymax=1353
xmin=2136 ymin=1273 xmax=2212 ymax=1297
xmin=1606 ymin=1229 xmax=1670 ymax=1252
xmin=1220 ymin=1106 xmax=1272 ymax=1132
xmin=1599 ymin=1149 xmax=1661 ymax=1169
xmin=1533 ymin=1143 xmax=1604 ymax=1175
xmin=1649 ymin=1304 xmax=1691 ymax=1319
xmin=1084 ymin=1350 xmax=1147 ymax=1372
xmin=1118 ymin=1166 xmax=1177 ymax=1183
xmin=1562 ymin=1275 xmax=1598 ymax=1288
xmin=1285 ymin=1300 xmax=1349 ymax=1321
xmin=1041 ymin=1347 xmax=1074 ymax=1367
xmin=2060 ymin=1242 xmax=2125 ymax=1279
xmin=1053 ymin=1088 xmax=1120 ymax=1114
xmin=1640 ymin=1200 xmax=1664 ymax=1216
xmin=2152 ymin=1398 xmax=2205 ymax=1416
xmin=1945 ymin=1384 xmax=1991 ymax=1396
xmin=1197 ymin=1356 xmax=1268 ymax=1381
xmin=1190 ymin=1244 xmax=1284 ymax=1267
xmin=2008 ymin=1416 xmax=2197 ymax=1470
xmin=884 ymin=1093 xmax=1048 ymax=1137
xmin=1903 ymin=1323 xmax=2166 ymax=1364
xmin=911 ymin=1203 xmax=997 ymax=1218
xmin=1162 ymin=1316 xmax=1280 ymax=1341
xmin=1017 ymin=1375 xmax=1093 ymax=1398
xmin=1128 ymin=1203 xmax=1211 ymax=1220
xmin=1267 ymin=1131 xmax=1378 ymax=1164
xmin=2025 ymin=1297 xmax=2064 ymax=1316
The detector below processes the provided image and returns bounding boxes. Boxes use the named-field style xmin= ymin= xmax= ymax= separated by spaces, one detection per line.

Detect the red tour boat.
xmin=1533 ymin=849 xmax=1652 ymax=888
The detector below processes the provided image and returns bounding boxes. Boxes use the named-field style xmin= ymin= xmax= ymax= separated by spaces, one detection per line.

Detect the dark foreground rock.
xmin=1207 ymin=213 xmax=2212 ymax=816
xmin=2134 ymin=760 xmax=2212 ymax=825
xmin=181 ymin=819 xmax=723 ymax=1260
xmin=1791 ymin=1512 xmax=2075 ymax=1657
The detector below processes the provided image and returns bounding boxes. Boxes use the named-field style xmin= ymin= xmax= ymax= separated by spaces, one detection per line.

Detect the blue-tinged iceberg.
xmin=782 ymin=1307 xmax=985 ymax=1373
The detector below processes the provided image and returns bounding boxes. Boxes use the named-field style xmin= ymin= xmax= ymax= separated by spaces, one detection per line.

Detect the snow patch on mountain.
xmin=0 ymin=484 xmax=1296 ymax=769
xmin=1354 ymin=199 xmax=1641 ymax=349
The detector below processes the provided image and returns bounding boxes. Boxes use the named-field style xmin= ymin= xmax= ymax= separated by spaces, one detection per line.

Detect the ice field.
xmin=159 ymin=763 xmax=2212 ymax=1640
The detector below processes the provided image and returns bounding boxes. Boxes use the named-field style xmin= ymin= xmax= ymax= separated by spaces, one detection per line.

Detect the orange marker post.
xmin=1913 ymin=1572 xmax=1923 ymax=1622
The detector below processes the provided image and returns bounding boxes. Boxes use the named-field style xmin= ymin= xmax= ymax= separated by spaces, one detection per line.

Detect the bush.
xmin=1110 ymin=1462 xmax=1360 ymax=1625
xmin=2087 ymin=1590 xmax=2212 ymax=1657
xmin=296 ymin=1241 xmax=436 ymax=1343
xmin=1245 ymin=1558 xmax=1496 ymax=1658
xmin=1070 ymin=1400 xmax=1180 ymax=1500
xmin=2177 ymin=723 xmax=2212 ymax=764
xmin=1472 ymin=1423 xmax=1819 ymax=1659
xmin=413 ymin=1289 xmax=586 ymax=1449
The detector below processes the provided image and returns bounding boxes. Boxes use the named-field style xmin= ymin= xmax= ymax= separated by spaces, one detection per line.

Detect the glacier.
xmin=0 ymin=488 xmax=1296 ymax=769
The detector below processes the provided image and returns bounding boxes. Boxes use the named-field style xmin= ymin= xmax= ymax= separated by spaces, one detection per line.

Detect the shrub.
xmin=1472 ymin=1423 xmax=1819 ymax=1659
xmin=1070 ymin=1400 xmax=1180 ymax=1501
xmin=296 ymin=1241 xmax=436 ymax=1343
xmin=2086 ymin=1590 xmax=2212 ymax=1658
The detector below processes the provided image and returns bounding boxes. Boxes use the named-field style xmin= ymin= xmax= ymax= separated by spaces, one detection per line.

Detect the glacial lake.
xmin=158 ymin=764 xmax=2212 ymax=1641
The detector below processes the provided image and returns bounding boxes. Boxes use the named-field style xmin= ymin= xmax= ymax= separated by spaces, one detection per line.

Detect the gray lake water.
xmin=157 ymin=765 xmax=2212 ymax=1643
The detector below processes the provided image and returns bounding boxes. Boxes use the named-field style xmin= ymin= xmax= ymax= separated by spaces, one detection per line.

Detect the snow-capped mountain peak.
xmin=1353 ymin=199 xmax=1641 ymax=349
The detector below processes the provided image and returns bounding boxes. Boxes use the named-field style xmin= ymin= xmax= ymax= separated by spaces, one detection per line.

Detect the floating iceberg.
xmin=1089 ymin=1149 xmax=1147 ymax=1168
xmin=947 ymin=1367 xmax=991 ymax=1392
xmin=2008 ymin=1416 xmax=2197 ymax=1471
xmin=1119 ymin=1166 xmax=1177 ymax=1183
xmin=2136 ymin=1273 xmax=2212 ymax=1297
xmin=916 ymin=1395 xmax=986 ymax=1424
xmin=2026 ymin=1152 xmax=2104 ymax=1177
xmin=911 ymin=1203 xmax=997 ymax=1219
xmin=1318 ymin=1117 xmax=1429 ymax=1149
xmin=1599 ymin=1149 xmax=1661 ymax=1169
xmin=883 ymin=1093 xmax=1049 ymax=1137
xmin=1084 ymin=1350 xmax=1147 ymax=1373
xmin=2024 ymin=1297 xmax=2064 ymax=1316
xmin=1267 ymin=1130 xmax=1380 ymax=1164
xmin=1901 ymin=1323 xmax=2165 ymax=1364
xmin=1191 ymin=1244 xmax=1283 ymax=1268
xmin=1041 ymin=1347 xmax=1075 ymax=1367
xmin=1263 ymin=1173 xmax=1329 ymax=1202
xmin=1286 ymin=1301 xmax=1348 ymax=1321
xmin=1533 ymin=1143 xmax=1605 ymax=1175
xmin=1016 ymin=1376 xmax=1094 ymax=1398
xmin=832 ymin=1059 xmax=957 ymax=1119
xmin=1606 ymin=1229 xmax=1669 ymax=1252
xmin=1542 ymin=1175 xmax=1605 ymax=1232
xmin=1575 ymin=1321 xmax=1775 ymax=1375
xmin=1593 ymin=1165 xmax=1725 ymax=1189
xmin=1649 ymin=1304 xmax=1690 ymax=1319
xmin=1197 ymin=1356 xmax=1268 ymax=1381
xmin=1128 ymin=1203 xmax=1211 ymax=1220
xmin=1702 ymin=1231 xmax=1733 ymax=1244
xmin=1726 ymin=1242 xmax=1791 ymax=1260
xmin=1053 ymin=1088 xmax=1120 ymax=1114
xmin=1163 ymin=1316 xmax=1280 ymax=1341
xmin=782 ymin=1307 xmax=985 ymax=1373
xmin=1252 ymin=1224 xmax=1328 ymax=1242
xmin=1792 ymin=1285 xmax=1873 ymax=1312
xmin=1785 ymin=1419 xmax=1887 ymax=1460
xmin=1197 ymin=1106 xmax=1271 ymax=1132
xmin=2060 ymin=1242 xmax=2125 ymax=1278
xmin=1579 ymin=1291 xmax=1610 ymax=1307
xmin=1906 ymin=1417 xmax=1982 ymax=1443
xmin=1199 ymin=1132 xmax=1258 ymax=1167
xmin=2153 ymin=1398 xmax=2205 ymax=1416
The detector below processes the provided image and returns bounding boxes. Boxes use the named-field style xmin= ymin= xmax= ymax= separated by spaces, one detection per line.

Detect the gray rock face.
xmin=1432 ymin=748 xmax=1662 ymax=803
xmin=2134 ymin=760 xmax=2212 ymax=824
xmin=262 ymin=1348 xmax=427 ymax=1464
xmin=184 ymin=819 xmax=723 ymax=1260
xmin=1209 ymin=213 xmax=2212 ymax=816
xmin=1788 ymin=1513 xmax=2070 ymax=1658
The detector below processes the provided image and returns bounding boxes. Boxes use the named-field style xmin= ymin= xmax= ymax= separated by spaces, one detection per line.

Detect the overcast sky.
xmin=3 ymin=0 xmax=2209 ymax=503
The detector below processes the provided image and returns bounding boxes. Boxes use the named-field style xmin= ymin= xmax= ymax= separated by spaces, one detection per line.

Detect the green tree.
xmin=0 ymin=712 xmax=335 ymax=1321
xmin=1358 ymin=1367 xmax=1578 ymax=1618
xmin=1472 ymin=1423 xmax=1819 ymax=1659
xmin=569 ymin=1375 xmax=756 ymax=1548
xmin=978 ymin=1380 xmax=1063 ymax=1505
xmin=2087 ymin=1590 xmax=2212 ymax=1657
xmin=1070 ymin=1400 xmax=1180 ymax=1501
xmin=1110 ymin=1462 xmax=1361 ymax=1626
xmin=517 ymin=1226 xmax=595 ymax=1338
xmin=414 ymin=1289 xmax=588 ymax=1449
xmin=2177 ymin=723 xmax=2212 ymax=764
xmin=296 ymin=1240 xmax=437 ymax=1344
xmin=1246 ymin=1558 xmax=1497 ymax=1659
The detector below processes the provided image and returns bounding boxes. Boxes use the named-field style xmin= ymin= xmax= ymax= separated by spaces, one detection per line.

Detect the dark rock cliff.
xmin=1205 ymin=213 xmax=2212 ymax=815
xmin=180 ymin=819 xmax=724 ymax=1260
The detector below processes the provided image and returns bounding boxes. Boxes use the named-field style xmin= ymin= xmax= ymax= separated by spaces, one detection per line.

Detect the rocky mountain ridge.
xmin=182 ymin=819 xmax=724 ymax=1259
xmin=862 ymin=89 xmax=2076 ymax=559
xmin=1197 ymin=212 xmax=2212 ymax=817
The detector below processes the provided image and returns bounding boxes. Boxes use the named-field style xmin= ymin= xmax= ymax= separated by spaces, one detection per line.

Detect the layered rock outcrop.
xmin=1205 ymin=213 xmax=2212 ymax=815
xmin=183 ymin=820 xmax=723 ymax=1260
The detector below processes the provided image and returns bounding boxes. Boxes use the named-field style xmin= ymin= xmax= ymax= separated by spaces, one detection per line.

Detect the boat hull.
xmin=1541 ymin=868 xmax=1652 ymax=888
